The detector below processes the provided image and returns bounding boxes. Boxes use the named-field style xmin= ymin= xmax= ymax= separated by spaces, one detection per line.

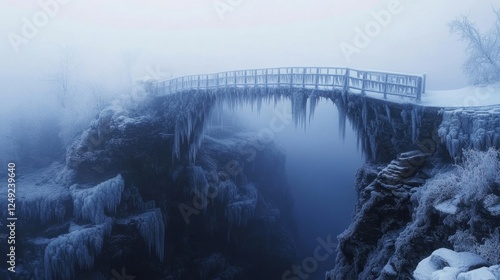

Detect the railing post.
xmin=254 ymin=70 xmax=257 ymax=87
xmin=290 ymin=68 xmax=293 ymax=89
xmin=422 ymin=73 xmax=426 ymax=94
xmin=361 ymin=72 xmax=367 ymax=95
xmin=225 ymin=72 xmax=228 ymax=87
xmin=315 ymin=67 xmax=320 ymax=90
xmin=265 ymin=69 xmax=268 ymax=87
xmin=278 ymin=68 xmax=281 ymax=87
xmin=416 ymin=76 xmax=423 ymax=101
xmin=383 ymin=73 xmax=388 ymax=99
xmin=343 ymin=68 xmax=350 ymax=92
xmin=302 ymin=67 xmax=306 ymax=88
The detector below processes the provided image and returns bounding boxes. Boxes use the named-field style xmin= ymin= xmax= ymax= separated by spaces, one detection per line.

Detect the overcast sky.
xmin=1 ymin=0 xmax=499 ymax=102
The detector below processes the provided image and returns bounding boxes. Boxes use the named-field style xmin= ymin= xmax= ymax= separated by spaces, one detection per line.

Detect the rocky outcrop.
xmin=326 ymin=151 xmax=431 ymax=280
xmin=328 ymin=146 xmax=500 ymax=280
xmin=0 ymin=92 xmax=297 ymax=280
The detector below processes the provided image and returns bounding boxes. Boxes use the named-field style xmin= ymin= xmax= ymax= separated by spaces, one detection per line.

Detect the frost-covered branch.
xmin=450 ymin=9 xmax=500 ymax=84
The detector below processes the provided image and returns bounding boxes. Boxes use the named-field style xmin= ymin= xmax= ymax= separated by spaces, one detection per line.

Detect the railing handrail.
xmin=151 ymin=67 xmax=426 ymax=101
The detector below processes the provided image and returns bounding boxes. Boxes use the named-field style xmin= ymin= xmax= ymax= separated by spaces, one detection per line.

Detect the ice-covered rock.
xmin=44 ymin=219 xmax=113 ymax=280
xmin=70 ymin=174 xmax=124 ymax=224
xmin=482 ymin=194 xmax=500 ymax=216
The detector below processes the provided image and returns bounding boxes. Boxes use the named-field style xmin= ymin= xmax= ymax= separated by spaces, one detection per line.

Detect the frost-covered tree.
xmin=48 ymin=45 xmax=81 ymax=109
xmin=450 ymin=9 xmax=500 ymax=84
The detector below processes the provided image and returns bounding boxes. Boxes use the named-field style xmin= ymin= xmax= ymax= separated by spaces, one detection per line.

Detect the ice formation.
xmin=0 ymin=163 xmax=73 ymax=226
xmin=19 ymin=184 xmax=71 ymax=226
xmin=44 ymin=218 xmax=113 ymax=280
xmin=132 ymin=208 xmax=165 ymax=262
xmin=70 ymin=174 xmax=124 ymax=224
xmin=185 ymin=165 xmax=209 ymax=199
xmin=438 ymin=108 xmax=500 ymax=160
xmin=224 ymin=183 xmax=258 ymax=227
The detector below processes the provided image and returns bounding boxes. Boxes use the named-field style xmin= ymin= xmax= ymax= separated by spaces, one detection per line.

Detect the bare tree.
xmin=450 ymin=8 xmax=500 ymax=85
xmin=48 ymin=45 xmax=81 ymax=108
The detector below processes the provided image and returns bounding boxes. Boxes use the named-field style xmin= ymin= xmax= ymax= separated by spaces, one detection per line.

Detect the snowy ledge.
xmin=362 ymin=83 xmax=500 ymax=108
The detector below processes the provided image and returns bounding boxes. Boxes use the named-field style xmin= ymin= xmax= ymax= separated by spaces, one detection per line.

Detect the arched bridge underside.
xmin=143 ymin=68 xmax=437 ymax=164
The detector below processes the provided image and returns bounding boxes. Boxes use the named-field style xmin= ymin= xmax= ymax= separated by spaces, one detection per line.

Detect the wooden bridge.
xmin=151 ymin=67 xmax=426 ymax=101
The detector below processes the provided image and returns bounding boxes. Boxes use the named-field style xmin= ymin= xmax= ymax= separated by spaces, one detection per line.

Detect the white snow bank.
xmin=421 ymin=84 xmax=500 ymax=108
xmin=363 ymin=83 xmax=500 ymax=108
xmin=457 ymin=267 xmax=497 ymax=280
xmin=413 ymin=248 xmax=489 ymax=280
xmin=431 ymin=267 xmax=462 ymax=280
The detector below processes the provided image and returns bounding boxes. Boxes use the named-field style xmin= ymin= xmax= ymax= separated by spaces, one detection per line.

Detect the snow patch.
xmin=457 ymin=267 xmax=497 ymax=280
xmin=414 ymin=248 xmax=489 ymax=280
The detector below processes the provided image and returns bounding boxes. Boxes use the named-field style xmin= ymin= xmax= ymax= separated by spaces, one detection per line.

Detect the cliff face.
xmin=327 ymin=94 xmax=500 ymax=280
xmin=0 ymin=92 xmax=297 ymax=280
xmin=331 ymin=93 xmax=446 ymax=164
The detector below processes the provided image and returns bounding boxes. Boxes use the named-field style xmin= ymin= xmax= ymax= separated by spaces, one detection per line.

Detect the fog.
xmin=232 ymin=98 xmax=363 ymax=278
xmin=2 ymin=1 xmax=499 ymax=102
xmin=1 ymin=1 xmax=499 ymax=278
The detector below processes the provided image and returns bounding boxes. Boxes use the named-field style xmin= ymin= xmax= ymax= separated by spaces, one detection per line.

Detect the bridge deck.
xmin=151 ymin=67 xmax=426 ymax=101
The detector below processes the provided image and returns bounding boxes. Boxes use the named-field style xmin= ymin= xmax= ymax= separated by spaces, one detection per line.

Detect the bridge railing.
xmin=153 ymin=67 xmax=426 ymax=101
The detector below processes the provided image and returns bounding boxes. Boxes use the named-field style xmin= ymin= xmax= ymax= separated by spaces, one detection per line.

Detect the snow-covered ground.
xmin=364 ymin=83 xmax=500 ymax=107
xmin=422 ymin=83 xmax=500 ymax=108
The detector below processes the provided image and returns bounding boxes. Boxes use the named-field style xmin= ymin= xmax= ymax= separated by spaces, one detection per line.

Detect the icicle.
xmin=19 ymin=185 xmax=71 ymax=226
xmin=308 ymin=92 xmax=319 ymax=124
xmin=337 ymin=104 xmax=347 ymax=142
xmin=70 ymin=175 xmax=124 ymax=224
xmin=385 ymin=104 xmax=391 ymax=123
xmin=44 ymin=218 xmax=112 ymax=280
xmin=362 ymin=97 xmax=368 ymax=130
xmin=291 ymin=90 xmax=308 ymax=129
xmin=410 ymin=107 xmax=422 ymax=143
xmin=133 ymin=208 xmax=165 ymax=261
xmin=224 ymin=183 xmax=258 ymax=228
xmin=186 ymin=166 xmax=209 ymax=199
